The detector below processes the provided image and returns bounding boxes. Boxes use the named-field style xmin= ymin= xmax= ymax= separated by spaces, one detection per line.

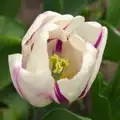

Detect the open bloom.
xmin=8 ymin=11 xmax=108 ymax=107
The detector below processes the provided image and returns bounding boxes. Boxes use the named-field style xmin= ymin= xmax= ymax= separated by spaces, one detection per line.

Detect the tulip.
xmin=8 ymin=11 xmax=108 ymax=107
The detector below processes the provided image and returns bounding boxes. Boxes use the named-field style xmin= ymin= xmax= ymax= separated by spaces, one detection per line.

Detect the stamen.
xmin=50 ymin=54 xmax=69 ymax=80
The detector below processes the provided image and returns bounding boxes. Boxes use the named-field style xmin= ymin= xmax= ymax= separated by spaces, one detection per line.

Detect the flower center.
xmin=50 ymin=54 xmax=69 ymax=80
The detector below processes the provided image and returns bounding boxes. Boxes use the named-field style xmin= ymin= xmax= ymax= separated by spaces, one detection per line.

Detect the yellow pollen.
xmin=50 ymin=54 xmax=69 ymax=80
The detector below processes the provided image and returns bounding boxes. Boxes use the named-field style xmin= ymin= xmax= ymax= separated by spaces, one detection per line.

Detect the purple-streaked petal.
xmin=55 ymin=40 xmax=63 ymax=53
xmin=59 ymin=34 xmax=85 ymax=79
xmin=82 ymin=27 xmax=108 ymax=97
xmin=63 ymin=24 xmax=69 ymax=30
xmin=22 ymin=11 xmax=60 ymax=46
xmin=26 ymin=30 xmax=49 ymax=73
xmin=55 ymin=43 xmax=97 ymax=103
xmin=54 ymin=82 xmax=69 ymax=104
xmin=48 ymin=38 xmax=55 ymax=43
xmin=94 ymin=30 xmax=103 ymax=48
xmin=64 ymin=16 xmax=85 ymax=36
xmin=21 ymin=12 xmax=61 ymax=68
xmin=13 ymin=67 xmax=27 ymax=99
xmin=49 ymin=14 xmax=73 ymax=29
xmin=79 ymin=80 xmax=89 ymax=98
xmin=8 ymin=54 xmax=26 ymax=98
xmin=76 ymin=22 xmax=102 ymax=44
xmin=8 ymin=54 xmax=54 ymax=107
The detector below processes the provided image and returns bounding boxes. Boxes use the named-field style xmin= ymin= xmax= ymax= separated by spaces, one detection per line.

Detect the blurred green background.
xmin=0 ymin=0 xmax=120 ymax=120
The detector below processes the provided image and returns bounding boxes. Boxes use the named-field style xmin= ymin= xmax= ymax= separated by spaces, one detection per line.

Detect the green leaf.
xmin=0 ymin=16 xmax=24 ymax=89
xmin=0 ymin=111 xmax=3 ymax=120
xmin=62 ymin=0 xmax=88 ymax=15
xmin=0 ymin=16 xmax=26 ymax=38
xmin=91 ymin=74 xmax=102 ymax=96
xmin=91 ymin=95 xmax=111 ymax=120
xmin=91 ymin=73 xmax=107 ymax=95
xmin=44 ymin=0 xmax=88 ymax=15
xmin=42 ymin=108 xmax=92 ymax=120
xmin=0 ymin=84 xmax=29 ymax=120
xmin=0 ymin=36 xmax=21 ymax=89
xmin=3 ymin=92 xmax=29 ymax=120
xmin=0 ymin=102 xmax=8 ymax=108
xmin=0 ymin=84 xmax=15 ymax=101
xmin=100 ymin=64 xmax=120 ymax=120
xmin=33 ymin=102 xmax=69 ymax=120
xmin=107 ymin=0 xmax=120 ymax=27
xmin=105 ymin=64 xmax=120 ymax=102
xmin=2 ymin=108 xmax=17 ymax=120
xmin=91 ymin=74 xmax=111 ymax=120
xmin=88 ymin=0 xmax=97 ymax=3
xmin=0 ymin=0 xmax=21 ymax=18
xmin=44 ymin=0 xmax=62 ymax=13
xmin=111 ymin=96 xmax=120 ymax=120
xmin=101 ymin=22 xmax=120 ymax=62
xmin=111 ymin=64 xmax=120 ymax=99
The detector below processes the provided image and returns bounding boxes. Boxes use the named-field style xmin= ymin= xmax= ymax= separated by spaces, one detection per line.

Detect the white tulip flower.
xmin=8 ymin=11 xmax=108 ymax=107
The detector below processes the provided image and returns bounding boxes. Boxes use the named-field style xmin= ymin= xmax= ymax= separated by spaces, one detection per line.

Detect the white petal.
xmin=48 ymin=14 xmax=73 ymax=29
xmin=69 ymin=33 xmax=86 ymax=52
xmin=8 ymin=54 xmax=24 ymax=97
xmin=52 ymin=43 xmax=97 ymax=103
xmin=60 ymin=33 xmax=86 ymax=79
xmin=26 ymin=29 xmax=49 ymax=73
xmin=64 ymin=16 xmax=85 ymax=36
xmin=76 ymin=22 xmax=102 ymax=44
xmin=8 ymin=54 xmax=54 ymax=107
xmin=22 ymin=11 xmax=60 ymax=46
xmin=19 ymin=69 xmax=54 ymax=107
xmin=84 ymin=27 xmax=108 ymax=95
xmin=43 ymin=23 xmax=63 ymax=39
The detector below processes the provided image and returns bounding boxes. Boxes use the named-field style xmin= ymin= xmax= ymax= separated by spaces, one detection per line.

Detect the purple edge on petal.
xmin=94 ymin=29 xmax=103 ymax=48
xmin=63 ymin=24 xmax=69 ymax=30
xmin=13 ymin=67 xmax=27 ymax=99
xmin=54 ymin=82 xmax=69 ymax=104
xmin=48 ymin=38 xmax=55 ymax=43
xmin=79 ymin=29 xmax=104 ymax=98
xmin=79 ymin=80 xmax=89 ymax=98
xmin=55 ymin=40 xmax=63 ymax=53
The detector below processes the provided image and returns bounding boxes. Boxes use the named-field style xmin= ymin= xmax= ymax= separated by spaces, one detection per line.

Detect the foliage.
xmin=1 ymin=0 xmax=120 ymax=120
